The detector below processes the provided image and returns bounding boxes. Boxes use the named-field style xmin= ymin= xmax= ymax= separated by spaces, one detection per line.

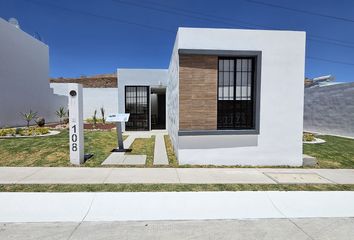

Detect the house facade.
xmin=119 ymin=27 xmax=306 ymax=166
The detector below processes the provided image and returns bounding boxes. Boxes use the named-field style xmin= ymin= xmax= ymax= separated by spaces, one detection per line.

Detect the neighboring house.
xmin=304 ymin=82 xmax=354 ymax=138
xmin=0 ymin=18 xmax=66 ymax=127
xmin=119 ymin=27 xmax=306 ymax=166
xmin=50 ymin=74 xmax=118 ymax=119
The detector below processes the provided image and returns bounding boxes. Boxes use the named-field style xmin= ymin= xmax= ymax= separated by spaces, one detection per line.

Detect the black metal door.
xmin=125 ymin=86 xmax=149 ymax=131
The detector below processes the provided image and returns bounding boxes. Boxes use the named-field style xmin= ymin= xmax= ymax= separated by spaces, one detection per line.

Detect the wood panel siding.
xmin=179 ymin=54 xmax=218 ymax=130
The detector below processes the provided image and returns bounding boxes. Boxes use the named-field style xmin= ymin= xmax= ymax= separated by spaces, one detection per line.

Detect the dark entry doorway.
xmin=125 ymin=86 xmax=149 ymax=131
xmin=151 ymin=88 xmax=166 ymax=130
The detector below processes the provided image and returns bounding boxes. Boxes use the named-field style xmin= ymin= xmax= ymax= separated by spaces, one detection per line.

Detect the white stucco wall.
xmin=117 ymin=69 xmax=168 ymax=131
xmin=174 ymin=28 xmax=306 ymax=166
xmin=167 ymin=38 xmax=180 ymax=156
xmin=50 ymin=83 xmax=118 ymax=120
xmin=0 ymin=18 xmax=66 ymax=127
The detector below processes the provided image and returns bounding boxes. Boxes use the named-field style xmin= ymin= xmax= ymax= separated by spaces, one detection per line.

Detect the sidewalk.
xmin=1 ymin=167 xmax=354 ymax=184
xmin=1 ymin=191 xmax=354 ymax=223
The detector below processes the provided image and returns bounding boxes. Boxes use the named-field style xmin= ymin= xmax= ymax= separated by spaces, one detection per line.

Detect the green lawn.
xmin=0 ymin=130 xmax=117 ymax=167
xmin=1 ymin=130 xmax=354 ymax=169
xmin=164 ymin=135 xmax=178 ymax=167
xmin=304 ymin=135 xmax=354 ymax=169
xmin=126 ymin=136 xmax=155 ymax=166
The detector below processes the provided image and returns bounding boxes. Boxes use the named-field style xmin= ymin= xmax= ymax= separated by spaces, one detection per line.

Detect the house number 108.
xmin=71 ymin=125 xmax=78 ymax=151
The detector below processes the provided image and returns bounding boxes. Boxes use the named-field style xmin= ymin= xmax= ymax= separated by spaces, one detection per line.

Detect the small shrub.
xmin=20 ymin=127 xmax=49 ymax=136
xmin=35 ymin=117 xmax=45 ymax=127
xmin=63 ymin=117 xmax=69 ymax=124
xmin=15 ymin=128 xmax=22 ymax=135
xmin=303 ymin=132 xmax=315 ymax=142
xmin=0 ymin=127 xmax=49 ymax=137
xmin=56 ymin=107 xmax=67 ymax=124
xmin=0 ymin=128 xmax=16 ymax=136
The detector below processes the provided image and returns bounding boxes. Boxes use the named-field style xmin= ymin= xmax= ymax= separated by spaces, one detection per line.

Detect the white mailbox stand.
xmin=107 ymin=113 xmax=131 ymax=152
xmin=68 ymin=83 xmax=84 ymax=165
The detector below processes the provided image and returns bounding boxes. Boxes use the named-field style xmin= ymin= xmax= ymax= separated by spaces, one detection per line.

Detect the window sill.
xmin=178 ymin=129 xmax=259 ymax=136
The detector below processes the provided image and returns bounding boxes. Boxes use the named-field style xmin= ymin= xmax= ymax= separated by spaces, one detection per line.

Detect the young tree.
xmin=92 ymin=110 xmax=98 ymax=128
xmin=20 ymin=110 xmax=37 ymax=128
xmin=56 ymin=107 xmax=67 ymax=124
xmin=100 ymin=107 xmax=106 ymax=124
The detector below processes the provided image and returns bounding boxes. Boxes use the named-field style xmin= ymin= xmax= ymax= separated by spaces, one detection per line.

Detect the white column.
xmin=68 ymin=83 xmax=84 ymax=165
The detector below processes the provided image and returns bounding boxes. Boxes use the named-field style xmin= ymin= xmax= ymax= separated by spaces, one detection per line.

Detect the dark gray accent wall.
xmin=304 ymin=82 xmax=354 ymax=138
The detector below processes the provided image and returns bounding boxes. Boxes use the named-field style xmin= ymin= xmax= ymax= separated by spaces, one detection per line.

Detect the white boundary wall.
xmin=50 ymin=83 xmax=118 ymax=120
xmin=169 ymin=28 xmax=306 ymax=166
xmin=0 ymin=18 xmax=66 ymax=127
xmin=304 ymin=82 xmax=354 ymax=138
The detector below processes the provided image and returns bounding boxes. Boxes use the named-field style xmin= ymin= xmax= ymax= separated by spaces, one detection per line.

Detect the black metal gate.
xmin=125 ymin=86 xmax=149 ymax=131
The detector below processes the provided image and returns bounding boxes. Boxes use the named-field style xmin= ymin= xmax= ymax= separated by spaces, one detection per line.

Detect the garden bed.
xmin=0 ymin=127 xmax=58 ymax=138
xmin=84 ymin=123 xmax=116 ymax=130
xmin=47 ymin=122 xmax=116 ymax=130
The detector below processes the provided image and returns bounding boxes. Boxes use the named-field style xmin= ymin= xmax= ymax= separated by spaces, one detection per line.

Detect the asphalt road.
xmin=1 ymin=218 xmax=354 ymax=240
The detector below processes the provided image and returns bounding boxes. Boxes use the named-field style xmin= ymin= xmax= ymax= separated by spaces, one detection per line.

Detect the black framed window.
xmin=125 ymin=86 xmax=149 ymax=131
xmin=217 ymin=57 xmax=256 ymax=130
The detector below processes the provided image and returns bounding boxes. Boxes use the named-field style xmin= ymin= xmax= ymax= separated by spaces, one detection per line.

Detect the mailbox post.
xmin=106 ymin=113 xmax=131 ymax=152
xmin=68 ymin=83 xmax=84 ymax=165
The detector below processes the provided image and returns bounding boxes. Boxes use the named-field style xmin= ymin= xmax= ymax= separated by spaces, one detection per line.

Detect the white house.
xmin=118 ymin=27 xmax=306 ymax=166
xmin=0 ymin=17 xmax=66 ymax=127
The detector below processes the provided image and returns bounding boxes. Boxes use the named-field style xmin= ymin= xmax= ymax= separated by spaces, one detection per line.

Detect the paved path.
xmin=1 ymin=167 xmax=354 ymax=184
xmin=153 ymin=133 xmax=168 ymax=165
xmin=102 ymin=130 xmax=169 ymax=165
xmin=1 ymin=218 xmax=354 ymax=240
xmin=1 ymin=191 xmax=354 ymax=223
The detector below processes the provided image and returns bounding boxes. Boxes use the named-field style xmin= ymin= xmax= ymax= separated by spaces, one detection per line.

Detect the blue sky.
xmin=1 ymin=0 xmax=354 ymax=82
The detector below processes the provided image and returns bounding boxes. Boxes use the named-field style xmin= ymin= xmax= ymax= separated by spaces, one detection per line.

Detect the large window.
xmin=217 ymin=57 xmax=256 ymax=130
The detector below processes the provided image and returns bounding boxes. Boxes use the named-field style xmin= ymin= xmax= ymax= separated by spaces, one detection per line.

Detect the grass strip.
xmin=1 ymin=184 xmax=354 ymax=192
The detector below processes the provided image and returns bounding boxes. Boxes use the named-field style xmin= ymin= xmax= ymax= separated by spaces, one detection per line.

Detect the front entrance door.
xmin=151 ymin=88 xmax=166 ymax=130
xmin=125 ymin=86 xmax=149 ymax=131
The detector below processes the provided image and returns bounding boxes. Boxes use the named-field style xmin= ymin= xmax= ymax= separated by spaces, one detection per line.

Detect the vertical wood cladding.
xmin=179 ymin=54 xmax=218 ymax=130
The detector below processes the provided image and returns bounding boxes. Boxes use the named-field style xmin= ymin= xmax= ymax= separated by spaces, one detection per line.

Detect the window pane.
xmin=223 ymin=72 xmax=229 ymax=86
xmin=219 ymin=60 xmax=224 ymax=71
xmin=218 ymin=72 xmax=223 ymax=85
xmin=223 ymin=60 xmax=230 ymax=71
xmin=229 ymin=60 xmax=234 ymax=70
xmin=242 ymin=59 xmax=248 ymax=71
xmin=236 ymin=59 xmax=242 ymax=71
xmin=242 ymin=72 xmax=248 ymax=86
xmin=229 ymin=72 xmax=234 ymax=86
xmin=236 ymin=72 xmax=242 ymax=86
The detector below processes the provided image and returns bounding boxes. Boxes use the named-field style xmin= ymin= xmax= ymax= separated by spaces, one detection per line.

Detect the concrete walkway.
xmin=102 ymin=130 xmax=169 ymax=165
xmin=1 ymin=167 xmax=354 ymax=184
xmin=153 ymin=133 xmax=168 ymax=165
xmin=2 ymin=218 xmax=354 ymax=240
xmin=1 ymin=192 xmax=354 ymax=223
